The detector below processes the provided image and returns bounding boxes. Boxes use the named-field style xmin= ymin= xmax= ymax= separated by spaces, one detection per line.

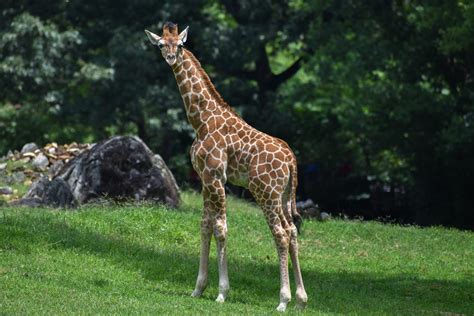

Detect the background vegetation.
xmin=1 ymin=1 xmax=473 ymax=228
xmin=1 ymin=192 xmax=473 ymax=314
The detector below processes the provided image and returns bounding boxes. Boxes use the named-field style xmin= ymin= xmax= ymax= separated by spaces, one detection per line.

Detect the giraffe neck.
xmin=171 ymin=49 xmax=239 ymax=133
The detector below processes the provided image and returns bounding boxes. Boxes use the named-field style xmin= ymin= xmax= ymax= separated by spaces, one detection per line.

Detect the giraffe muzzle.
xmin=166 ymin=55 xmax=176 ymax=65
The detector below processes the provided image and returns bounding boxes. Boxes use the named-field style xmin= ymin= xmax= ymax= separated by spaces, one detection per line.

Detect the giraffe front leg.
xmin=192 ymin=208 xmax=212 ymax=297
xmin=193 ymin=148 xmax=230 ymax=303
xmin=214 ymin=213 xmax=229 ymax=303
xmin=207 ymin=180 xmax=229 ymax=303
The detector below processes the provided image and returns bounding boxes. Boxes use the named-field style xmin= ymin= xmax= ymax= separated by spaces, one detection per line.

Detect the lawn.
xmin=0 ymin=191 xmax=473 ymax=315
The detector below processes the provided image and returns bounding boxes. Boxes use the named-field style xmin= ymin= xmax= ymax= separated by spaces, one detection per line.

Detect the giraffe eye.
xmin=178 ymin=42 xmax=184 ymax=48
xmin=158 ymin=43 xmax=164 ymax=49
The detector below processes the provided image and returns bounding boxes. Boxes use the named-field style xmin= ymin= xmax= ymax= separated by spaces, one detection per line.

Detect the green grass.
xmin=0 ymin=192 xmax=473 ymax=315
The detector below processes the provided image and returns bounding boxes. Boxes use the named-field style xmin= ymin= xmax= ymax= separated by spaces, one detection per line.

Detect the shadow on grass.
xmin=1 ymin=210 xmax=473 ymax=314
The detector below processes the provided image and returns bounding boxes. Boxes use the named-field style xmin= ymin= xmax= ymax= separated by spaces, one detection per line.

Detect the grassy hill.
xmin=1 ymin=192 xmax=473 ymax=315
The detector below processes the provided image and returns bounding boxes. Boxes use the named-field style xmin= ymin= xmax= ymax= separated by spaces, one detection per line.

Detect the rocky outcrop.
xmin=1 ymin=142 xmax=92 ymax=203
xmin=9 ymin=136 xmax=180 ymax=208
xmin=21 ymin=176 xmax=75 ymax=208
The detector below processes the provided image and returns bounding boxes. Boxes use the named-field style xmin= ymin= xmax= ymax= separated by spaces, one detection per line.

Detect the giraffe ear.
xmin=145 ymin=30 xmax=161 ymax=45
xmin=178 ymin=26 xmax=189 ymax=44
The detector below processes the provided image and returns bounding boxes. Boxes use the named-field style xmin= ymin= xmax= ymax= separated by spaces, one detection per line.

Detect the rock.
xmin=0 ymin=187 xmax=13 ymax=195
xmin=21 ymin=142 xmax=39 ymax=154
xmin=319 ymin=212 xmax=331 ymax=221
xmin=32 ymin=153 xmax=49 ymax=170
xmin=296 ymin=198 xmax=315 ymax=210
xmin=19 ymin=157 xmax=31 ymax=163
xmin=43 ymin=178 xmax=76 ymax=208
xmin=21 ymin=136 xmax=180 ymax=208
xmin=297 ymin=198 xmax=321 ymax=219
xmin=49 ymin=160 xmax=64 ymax=178
xmin=0 ymin=163 xmax=6 ymax=170
xmin=22 ymin=152 xmax=36 ymax=159
xmin=10 ymin=197 xmax=44 ymax=208
xmin=295 ymin=198 xmax=331 ymax=221
xmin=300 ymin=206 xmax=321 ymax=219
xmin=151 ymin=154 xmax=180 ymax=207
xmin=22 ymin=176 xmax=75 ymax=208
xmin=11 ymin=171 xmax=26 ymax=184
xmin=24 ymin=176 xmax=50 ymax=199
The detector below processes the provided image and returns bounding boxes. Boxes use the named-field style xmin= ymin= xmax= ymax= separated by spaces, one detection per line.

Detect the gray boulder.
xmin=21 ymin=142 xmax=38 ymax=154
xmin=32 ymin=153 xmax=49 ymax=170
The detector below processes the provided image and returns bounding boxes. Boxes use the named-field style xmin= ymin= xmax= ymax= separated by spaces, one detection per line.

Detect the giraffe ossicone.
xmin=145 ymin=22 xmax=308 ymax=312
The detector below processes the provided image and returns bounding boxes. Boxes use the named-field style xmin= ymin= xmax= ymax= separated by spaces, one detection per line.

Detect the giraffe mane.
xmin=183 ymin=49 xmax=240 ymax=117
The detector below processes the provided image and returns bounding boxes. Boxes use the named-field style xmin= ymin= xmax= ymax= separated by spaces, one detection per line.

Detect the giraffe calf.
xmin=145 ymin=22 xmax=308 ymax=312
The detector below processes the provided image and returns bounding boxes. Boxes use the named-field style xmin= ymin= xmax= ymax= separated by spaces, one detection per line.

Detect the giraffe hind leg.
xmin=269 ymin=203 xmax=292 ymax=312
xmin=251 ymin=185 xmax=292 ymax=312
xmin=283 ymin=188 xmax=308 ymax=310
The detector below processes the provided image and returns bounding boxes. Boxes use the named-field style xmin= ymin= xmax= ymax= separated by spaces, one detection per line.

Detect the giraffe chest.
xmin=189 ymin=133 xmax=250 ymax=188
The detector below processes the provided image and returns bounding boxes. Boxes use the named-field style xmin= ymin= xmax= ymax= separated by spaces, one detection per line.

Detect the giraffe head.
xmin=145 ymin=22 xmax=189 ymax=66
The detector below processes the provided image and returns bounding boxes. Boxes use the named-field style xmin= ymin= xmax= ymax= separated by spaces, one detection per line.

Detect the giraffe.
xmin=145 ymin=22 xmax=308 ymax=312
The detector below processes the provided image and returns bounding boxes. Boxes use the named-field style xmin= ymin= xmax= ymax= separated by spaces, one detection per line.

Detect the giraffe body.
xmin=145 ymin=22 xmax=308 ymax=312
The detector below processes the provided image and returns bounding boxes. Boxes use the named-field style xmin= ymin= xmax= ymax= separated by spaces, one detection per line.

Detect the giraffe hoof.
xmin=191 ymin=290 xmax=202 ymax=298
xmin=296 ymin=290 xmax=308 ymax=310
xmin=296 ymin=301 xmax=307 ymax=310
xmin=215 ymin=294 xmax=225 ymax=303
xmin=276 ymin=303 xmax=287 ymax=312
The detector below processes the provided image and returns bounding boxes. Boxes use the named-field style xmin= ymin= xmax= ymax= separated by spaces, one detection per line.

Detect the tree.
xmin=1 ymin=0 xmax=473 ymax=228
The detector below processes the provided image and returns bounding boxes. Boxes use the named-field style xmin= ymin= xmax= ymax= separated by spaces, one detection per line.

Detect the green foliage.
xmin=0 ymin=13 xmax=77 ymax=150
xmin=0 ymin=192 xmax=473 ymax=314
xmin=0 ymin=11 xmax=114 ymax=150
xmin=274 ymin=1 xmax=474 ymax=226
xmin=0 ymin=12 xmax=80 ymax=97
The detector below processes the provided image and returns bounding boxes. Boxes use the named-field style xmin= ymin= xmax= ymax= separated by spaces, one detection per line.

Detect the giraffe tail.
xmin=289 ymin=163 xmax=303 ymax=234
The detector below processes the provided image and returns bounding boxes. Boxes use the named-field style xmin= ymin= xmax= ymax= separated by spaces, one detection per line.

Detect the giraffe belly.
xmin=226 ymin=162 xmax=249 ymax=188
